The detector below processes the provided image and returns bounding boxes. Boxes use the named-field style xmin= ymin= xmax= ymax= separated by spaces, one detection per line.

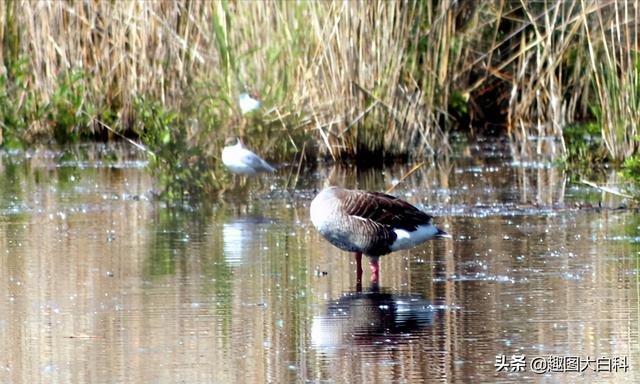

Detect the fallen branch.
xmin=83 ymin=111 xmax=154 ymax=156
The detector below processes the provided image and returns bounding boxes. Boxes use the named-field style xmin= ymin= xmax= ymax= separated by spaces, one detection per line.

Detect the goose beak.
xmin=435 ymin=228 xmax=452 ymax=239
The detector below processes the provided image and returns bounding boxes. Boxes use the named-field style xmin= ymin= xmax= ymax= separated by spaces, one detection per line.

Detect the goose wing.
xmin=341 ymin=190 xmax=433 ymax=231
xmin=345 ymin=215 xmax=397 ymax=256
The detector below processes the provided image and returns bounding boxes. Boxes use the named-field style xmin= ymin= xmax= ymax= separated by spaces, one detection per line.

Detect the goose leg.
xmin=355 ymin=252 xmax=363 ymax=286
xmin=369 ymin=256 xmax=380 ymax=282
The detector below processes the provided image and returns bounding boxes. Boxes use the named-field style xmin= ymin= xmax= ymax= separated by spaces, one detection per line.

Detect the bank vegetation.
xmin=0 ymin=0 xmax=638 ymax=197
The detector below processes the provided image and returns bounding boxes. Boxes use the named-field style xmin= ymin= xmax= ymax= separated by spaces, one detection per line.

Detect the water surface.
xmin=0 ymin=142 xmax=638 ymax=383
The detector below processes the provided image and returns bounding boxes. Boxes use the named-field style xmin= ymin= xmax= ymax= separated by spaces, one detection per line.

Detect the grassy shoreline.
xmin=0 ymin=1 xmax=638 ymax=198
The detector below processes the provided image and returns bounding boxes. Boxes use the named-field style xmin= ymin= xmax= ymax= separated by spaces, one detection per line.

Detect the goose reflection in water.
xmin=311 ymin=283 xmax=437 ymax=350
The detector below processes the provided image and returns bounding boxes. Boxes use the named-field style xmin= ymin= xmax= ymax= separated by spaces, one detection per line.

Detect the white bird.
xmin=238 ymin=92 xmax=261 ymax=114
xmin=221 ymin=136 xmax=276 ymax=175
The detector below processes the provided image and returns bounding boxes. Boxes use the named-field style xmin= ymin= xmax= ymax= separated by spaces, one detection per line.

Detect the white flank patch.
xmin=390 ymin=224 xmax=439 ymax=251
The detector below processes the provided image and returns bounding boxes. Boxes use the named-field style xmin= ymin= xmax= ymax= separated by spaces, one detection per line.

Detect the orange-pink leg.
xmin=355 ymin=252 xmax=363 ymax=288
xmin=369 ymin=256 xmax=380 ymax=282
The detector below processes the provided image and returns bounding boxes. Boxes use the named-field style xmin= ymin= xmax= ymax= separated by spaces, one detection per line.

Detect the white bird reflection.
xmin=223 ymin=217 xmax=274 ymax=266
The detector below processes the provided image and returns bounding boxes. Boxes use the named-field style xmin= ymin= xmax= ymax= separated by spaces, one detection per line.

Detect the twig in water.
xmin=81 ymin=110 xmax=153 ymax=156
xmin=385 ymin=162 xmax=425 ymax=194
xmin=580 ymin=179 xmax=633 ymax=199
xmin=293 ymin=141 xmax=306 ymax=189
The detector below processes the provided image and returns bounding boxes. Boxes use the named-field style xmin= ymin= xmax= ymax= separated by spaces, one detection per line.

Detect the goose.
xmin=310 ymin=186 xmax=449 ymax=283
xmin=221 ymin=136 xmax=276 ymax=175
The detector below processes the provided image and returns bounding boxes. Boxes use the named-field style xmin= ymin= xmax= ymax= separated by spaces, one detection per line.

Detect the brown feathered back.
xmin=335 ymin=189 xmax=433 ymax=231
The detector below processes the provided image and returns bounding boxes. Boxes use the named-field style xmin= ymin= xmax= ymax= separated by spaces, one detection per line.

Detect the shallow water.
xmin=0 ymin=142 xmax=638 ymax=383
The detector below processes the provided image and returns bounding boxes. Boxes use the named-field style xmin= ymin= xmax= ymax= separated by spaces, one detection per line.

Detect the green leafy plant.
xmin=623 ymin=155 xmax=640 ymax=184
xmin=134 ymin=97 xmax=222 ymax=201
xmin=563 ymin=120 xmax=607 ymax=164
xmin=48 ymin=69 xmax=96 ymax=144
xmin=0 ymin=58 xmax=45 ymax=148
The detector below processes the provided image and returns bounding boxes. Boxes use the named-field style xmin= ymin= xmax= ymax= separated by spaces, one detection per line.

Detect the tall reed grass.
xmin=584 ymin=0 xmax=639 ymax=160
xmin=0 ymin=0 xmax=639 ymax=195
xmin=491 ymin=0 xmax=639 ymax=162
xmin=0 ymin=1 xmax=460 ymax=161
